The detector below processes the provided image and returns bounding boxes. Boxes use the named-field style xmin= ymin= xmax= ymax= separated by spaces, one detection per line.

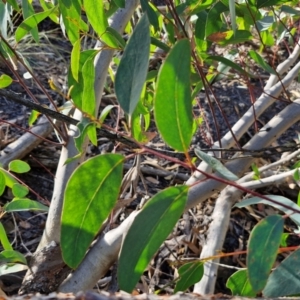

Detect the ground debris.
xmin=3 ymin=291 xmax=300 ymax=300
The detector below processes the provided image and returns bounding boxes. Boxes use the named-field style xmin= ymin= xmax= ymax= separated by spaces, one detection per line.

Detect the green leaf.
xmin=226 ymin=269 xmax=257 ymax=297
xmin=39 ymin=0 xmax=59 ymax=23
xmin=12 ymin=183 xmax=29 ymax=198
xmin=115 ymin=14 xmax=150 ymax=115
xmin=74 ymin=117 xmax=95 ymax=154
xmin=249 ymin=50 xmax=276 ymax=75
xmin=207 ymin=56 xmax=250 ymax=77
xmin=113 ymin=0 xmax=125 ymax=8
xmin=0 ymin=74 xmax=12 ymax=88
xmin=68 ymin=50 xmax=98 ymax=111
xmin=118 ymin=186 xmax=188 ymax=292
xmin=234 ymin=196 xmax=300 ymax=229
xmin=174 ymin=262 xmax=204 ymax=292
xmin=58 ymin=0 xmax=83 ymax=44
xmin=280 ymin=232 xmax=289 ymax=247
xmin=256 ymin=0 xmax=287 ymax=8
xmin=6 ymin=0 xmax=19 ymax=11
xmin=212 ymin=30 xmax=252 ymax=46
xmin=154 ymin=39 xmax=193 ymax=152
xmin=61 ymin=154 xmax=123 ymax=268
xmin=9 ymin=160 xmax=30 ymax=173
xmin=150 ymin=37 xmax=170 ymax=53
xmin=195 ymin=148 xmax=239 ymax=181
xmin=205 ymin=2 xmax=228 ymax=37
xmin=247 ymin=215 xmax=283 ymax=293
xmin=71 ymin=38 xmax=81 ymax=82
xmin=4 ymin=199 xmax=49 ymax=212
xmin=0 ymin=171 xmax=5 ymax=196
xmin=105 ymin=27 xmax=126 ymax=49
xmin=0 ymin=250 xmax=27 ymax=265
xmin=256 ymin=16 xmax=274 ymax=32
xmin=263 ymin=248 xmax=300 ymax=297
xmin=251 ymin=163 xmax=260 ymax=180
xmin=0 ymin=170 xmax=18 ymax=188
xmin=131 ymin=98 xmax=150 ymax=143
xmin=82 ymin=54 xmax=96 ymax=116
xmin=83 ymin=0 xmax=118 ymax=48
xmin=28 ymin=110 xmax=40 ymax=126
xmin=99 ymin=105 xmax=115 ymax=124
xmin=261 ymin=31 xmax=274 ymax=47
xmin=228 ymin=0 xmax=236 ymax=35
xmin=0 ymin=223 xmax=13 ymax=251
xmin=15 ymin=7 xmax=57 ymax=42
xmin=21 ymin=0 xmax=39 ymax=43
xmin=141 ymin=0 xmax=159 ymax=31
xmin=281 ymin=5 xmax=300 ymax=15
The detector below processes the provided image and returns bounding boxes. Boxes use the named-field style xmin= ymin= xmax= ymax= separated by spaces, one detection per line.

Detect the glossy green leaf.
xmin=0 ymin=250 xmax=27 ymax=265
xmin=263 ymin=248 xmax=300 ymax=297
xmin=0 ymin=74 xmax=12 ymax=88
xmin=115 ymin=14 xmax=150 ymax=115
xmin=61 ymin=154 xmax=123 ymax=268
xmin=247 ymin=215 xmax=283 ymax=293
xmin=174 ymin=262 xmax=204 ymax=292
xmin=4 ymin=199 xmax=49 ymax=212
xmin=249 ymin=50 xmax=276 ymax=75
xmin=0 ymin=223 xmax=12 ymax=251
xmin=15 ymin=7 xmax=57 ymax=42
xmin=0 ymin=171 xmax=5 ymax=196
xmin=83 ymin=0 xmax=118 ymax=48
xmin=234 ymin=195 xmax=300 ymax=229
xmin=195 ymin=148 xmax=239 ymax=181
xmin=226 ymin=269 xmax=256 ymax=297
xmin=71 ymin=38 xmax=81 ymax=82
xmin=154 ymin=39 xmax=193 ymax=152
xmin=12 ymin=183 xmax=29 ymax=198
xmin=8 ymin=160 xmax=30 ymax=173
xmin=9 ymin=160 xmax=30 ymax=173
xmin=118 ymin=186 xmax=188 ymax=292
